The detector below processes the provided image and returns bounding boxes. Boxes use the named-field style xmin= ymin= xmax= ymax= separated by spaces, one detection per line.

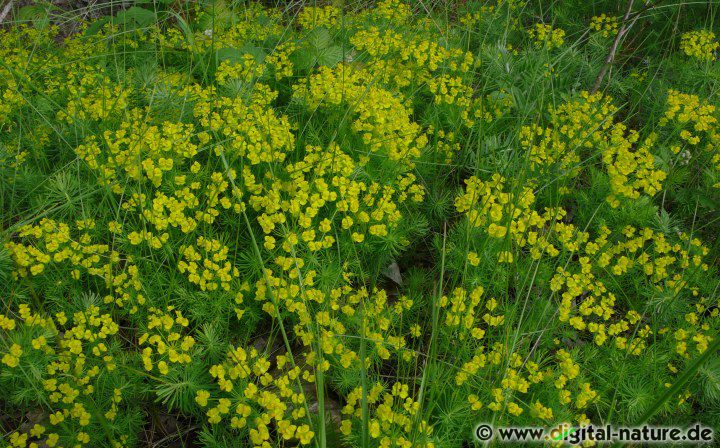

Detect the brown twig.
xmin=590 ymin=0 xmax=655 ymax=94
xmin=0 ymin=1 xmax=13 ymax=25
xmin=591 ymin=0 xmax=636 ymax=93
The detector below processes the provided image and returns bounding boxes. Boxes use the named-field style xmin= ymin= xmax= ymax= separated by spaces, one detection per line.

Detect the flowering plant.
xmin=1 ymin=1 xmax=719 ymax=447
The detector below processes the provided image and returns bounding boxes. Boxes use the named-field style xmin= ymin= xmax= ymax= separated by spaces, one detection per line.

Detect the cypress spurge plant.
xmin=1 ymin=0 xmax=719 ymax=447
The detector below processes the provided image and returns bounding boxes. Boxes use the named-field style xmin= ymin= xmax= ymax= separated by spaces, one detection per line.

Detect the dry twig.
xmin=591 ymin=0 xmax=655 ymax=93
xmin=0 ymin=1 xmax=14 ymax=24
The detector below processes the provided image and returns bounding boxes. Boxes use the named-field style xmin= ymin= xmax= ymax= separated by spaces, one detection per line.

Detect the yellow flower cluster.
xmin=467 ymin=90 xmax=515 ymax=126
xmin=471 ymin=352 xmax=552 ymax=418
xmin=177 ymin=5 xmax=283 ymax=54
xmin=0 ymin=26 xmax=61 ymax=126
xmin=341 ymin=382 xmax=435 ymax=447
xmin=589 ymin=14 xmax=618 ymax=38
xmin=455 ymin=342 xmax=598 ymax=423
xmin=0 ymin=124 xmax=50 ymax=168
xmin=455 ymin=173 xmax=568 ymax=261
xmin=460 ymin=6 xmax=496 ymax=27
xmin=0 ymin=84 xmax=23 ymax=125
xmin=426 ymin=127 xmax=463 ymax=163
xmin=520 ymin=92 xmax=666 ymax=206
xmin=439 ymin=286 xmax=504 ymax=340
xmin=602 ymin=127 xmax=665 ymax=207
xmin=673 ymin=315 xmax=714 ymax=358
xmin=680 ymin=30 xmax=718 ymax=61
xmin=195 ymin=90 xmax=295 ymax=165
xmin=528 ymin=23 xmax=565 ymax=49
xmin=298 ymin=5 xmax=340 ymax=29
xmin=233 ymin=138 xmax=424 ymax=258
xmin=358 ymin=289 xmax=414 ymax=362
xmin=2 ymin=303 xmax=127 ymax=448
xmin=520 ymin=92 xmax=615 ymax=176
xmin=122 ymin=169 xmax=242 ymax=238
xmin=5 ymin=219 xmax=145 ymax=312
xmin=264 ymin=41 xmax=296 ymax=80
xmin=550 ymin=225 xmax=709 ymax=350
xmin=455 ymin=169 xmax=711 ymax=359
xmin=254 ymin=261 xmax=413 ymax=366
xmin=662 ymin=89 xmax=718 ymax=138
xmin=659 ymin=89 xmax=720 ymax=186
xmin=139 ymin=307 xmax=195 ymax=374
xmin=428 ymin=75 xmax=473 ymax=109
xmin=216 ymin=54 xmax=265 ymax=84
xmin=426 ymin=76 xmax=514 ymax=129
xmin=554 ymin=350 xmax=597 ymax=409
xmin=295 ymin=65 xmax=428 ymax=165
xmin=178 ymin=237 xmax=239 ymax=291
xmin=196 ymin=346 xmax=315 ymax=445
xmin=2 ymin=341 xmax=23 ymax=368
xmin=349 ymin=26 xmax=475 ymax=88
xmin=75 ymin=118 xmax=202 ymax=190
xmin=57 ymin=70 xmax=131 ymax=123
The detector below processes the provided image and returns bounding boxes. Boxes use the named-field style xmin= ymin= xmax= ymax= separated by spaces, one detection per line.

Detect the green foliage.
xmin=1 ymin=1 xmax=719 ymax=447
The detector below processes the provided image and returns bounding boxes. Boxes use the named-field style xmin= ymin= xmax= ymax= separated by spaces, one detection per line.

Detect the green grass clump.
xmin=1 ymin=0 xmax=719 ymax=447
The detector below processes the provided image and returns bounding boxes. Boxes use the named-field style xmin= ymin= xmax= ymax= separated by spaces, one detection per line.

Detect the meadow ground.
xmin=1 ymin=1 xmax=720 ymax=447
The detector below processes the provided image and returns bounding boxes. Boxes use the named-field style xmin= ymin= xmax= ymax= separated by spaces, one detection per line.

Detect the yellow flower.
xmin=487 ymin=223 xmax=507 ymax=238
xmin=680 ymin=30 xmax=718 ymax=61
xmin=195 ymin=390 xmax=210 ymax=407
xmin=528 ymin=23 xmax=565 ymax=49
xmin=2 ymin=343 xmax=22 ymax=368
xmin=295 ymin=424 xmax=314 ymax=445
xmin=0 ymin=314 xmax=16 ymax=330
xmin=77 ymin=432 xmax=90 ymax=444
xmin=589 ymin=14 xmax=618 ymax=38
xmin=507 ymin=402 xmax=523 ymax=416
xmin=468 ymin=394 xmax=483 ymax=410
xmin=467 ymin=251 xmax=480 ymax=266
xmin=497 ymin=251 xmax=514 ymax=263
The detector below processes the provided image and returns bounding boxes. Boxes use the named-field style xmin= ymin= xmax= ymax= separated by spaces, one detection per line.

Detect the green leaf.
xmin=174 ymin=13 xmax=195 ymax=49
xmin=113 ymin=7 xmax=156 ymax=29
xmin=292 ymin=49 xmax=318 ymax=71
xmin=216 ymin=47 xmax=244 ymax=64
xmin=317 ymin=45 xmax=344 ymax=67
xmin=308 ymin=27 xmax=333 ymax=50
xmin=83 ymin=17 xmax=110 ymax=36
xmin=17 ymin=5 xmax=51 ymax=29
xmin=292 ymin=28 xmax=344 ymax=70
xmin=239 ymin=45 xmax=267 ymax=64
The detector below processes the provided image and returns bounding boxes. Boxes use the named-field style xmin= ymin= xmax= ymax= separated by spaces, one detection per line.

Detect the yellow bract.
xmin=680 ymin=30 xmax=718 ymax=61
xmin=528 ymin=23 xmax=565 ymax=49
xmin=590 ymin=14 xmax=618 ymax=38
